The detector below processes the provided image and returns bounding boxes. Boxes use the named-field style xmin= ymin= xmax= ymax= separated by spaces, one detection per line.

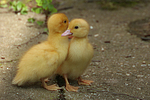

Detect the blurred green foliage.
xmin=31 ymin=0 xmax=57 ymax=18
xmin=1 ymin=0 xmax=57 ymax=25
xmin=0 ymin=4 xmax=8 ymax=8
xmin=9 ymin=0 xmax=28 ymax=14
xmin=0 ymin=0 xmax=57 ymax=35
xmin=0 ymin=0 xmax=8 ymax=7
xmin=28 ymin=18 xmax=36 ymax=23
xmin=28 ymin=0 xmax=57 ymax=27
xmin=36 ymin=21 xmax=44 ymax=25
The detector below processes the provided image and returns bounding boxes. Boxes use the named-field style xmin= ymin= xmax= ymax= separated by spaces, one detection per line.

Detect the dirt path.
xmin=0 ymin=1 xmax=150 ymax=100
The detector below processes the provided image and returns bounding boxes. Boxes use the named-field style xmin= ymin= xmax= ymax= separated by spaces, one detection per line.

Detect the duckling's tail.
xmin=12 ymin=71 xmax=27 ymax=86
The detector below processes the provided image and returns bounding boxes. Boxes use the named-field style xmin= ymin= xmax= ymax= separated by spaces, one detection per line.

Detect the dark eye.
xmin=74 ymin=26 xmax=78 ymax=29
xmin=64 ymin=20 xmax=67 ymax=23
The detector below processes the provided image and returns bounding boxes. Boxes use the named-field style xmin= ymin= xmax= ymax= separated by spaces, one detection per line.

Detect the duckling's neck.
xmin=47 ymin=32 xmax=69 ymax=66
xmin=47 ymin=32 xmax=68 ymax=47
xmin=70 ymin=36 xmax=89 ymax=47
xmin=73 ymin=36 xmax=88 ymax=41
xmin=48 ymin=32 xmax=61 ymax=40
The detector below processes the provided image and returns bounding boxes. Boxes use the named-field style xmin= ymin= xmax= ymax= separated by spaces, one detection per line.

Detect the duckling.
xmin=12 ymin=13 xmax=69 ymax=91
xmin=57 ymin=19 xmax=94 ymax=92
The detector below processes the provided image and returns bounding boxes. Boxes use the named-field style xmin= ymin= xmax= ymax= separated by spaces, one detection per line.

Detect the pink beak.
xmin=61 ymin=29 xmax=73 ymax=37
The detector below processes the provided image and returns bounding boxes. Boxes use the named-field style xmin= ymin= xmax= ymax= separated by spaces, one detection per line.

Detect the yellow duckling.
xmin=12 ymin=13 xmax=69 ymax=91
xmin=57 ymin=19 xmax=94 ymax=92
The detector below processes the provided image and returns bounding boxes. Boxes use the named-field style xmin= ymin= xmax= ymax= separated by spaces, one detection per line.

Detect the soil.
xmin=0 ymin=0 xmax=150 ymax=100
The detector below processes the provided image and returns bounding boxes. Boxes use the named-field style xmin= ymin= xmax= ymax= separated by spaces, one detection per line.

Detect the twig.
xmin=88 ymin=35 xmax=92 ymax=36
xmin=14 ymin=32 xmax=45 ymax=47
xmin=58 ymin=6 xmax=73 ymax=11
xmin=0 ymin=59 xmax=18 ymax=63
xmin=92 ymin=60 xmax=101 ymax=62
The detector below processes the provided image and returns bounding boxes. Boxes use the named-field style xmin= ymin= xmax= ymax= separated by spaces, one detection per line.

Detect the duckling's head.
xmin=61 ymin=19 xmax=89 ymax=38
xmin=47 ymin=13 xmax=69 ymax=33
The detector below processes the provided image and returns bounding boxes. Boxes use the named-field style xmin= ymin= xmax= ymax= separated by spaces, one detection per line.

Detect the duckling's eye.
xmin=64 ymin=20 xmax=67 ymax=23
xmin=74 ymin=26 xmax=79 ymax=29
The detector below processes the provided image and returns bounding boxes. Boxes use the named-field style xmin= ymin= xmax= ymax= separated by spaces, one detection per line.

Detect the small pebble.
xmin=142 ymin=61 xmax=146 ymax=64
xmin=96 ymin=20 xmax=99 ymax=23
xmin=94 ymin=34 xmax=99 ymax=37
xmin=137 ymin=75 xmax=144 ymax=78
xmin=104 ymin=41 xmax=111 ymax=43
xmin=85 ymin=75 xmax=89 ymax=78
xmin=93 ymin=93 xmax=97 ymax=95
xmin=18 ymin=18 xmax=21 ymax=20
xmin=125 ymin=83 xmax=128 ymax=86
xmin=101 ymin=47 xmax=105 ymax=52
xmin=17 ymin=13 xmax=20 ymax=15
xmin=141 ymin=64 xmax=146 ymax=67
xmin=90 ymin=26 xmax=93 ymax=29
xmin=95 ymin=62 xmax=99 ymax=65
xmin=1 ymin=56 xmax=5 ymax=59
xmin=120 ymin=63 xmax=123 ymax=65
xmin=132 ymin=65 xmax=135 ymax=67
xmin=126 ymin=73 xmax=130 ymax=76
xmin=137 ymin=88 xmax=141 ymax=90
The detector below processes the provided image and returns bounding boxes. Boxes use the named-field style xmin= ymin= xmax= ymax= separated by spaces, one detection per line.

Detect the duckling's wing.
xmin=44 ymin=50 xmax=59 ymax=73
xmin=12 ymin=49 xmax=59 ymax=86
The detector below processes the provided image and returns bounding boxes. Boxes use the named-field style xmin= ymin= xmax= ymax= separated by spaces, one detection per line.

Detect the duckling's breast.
xmin=57 ymin=38 xmax=69 ymax=66
xmin=66 ymin=38 xmax=93 ymax=79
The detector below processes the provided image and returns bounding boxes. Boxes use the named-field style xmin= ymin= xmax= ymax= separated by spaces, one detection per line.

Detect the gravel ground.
xmin=0 ymin=1 xmax=150 ymax=100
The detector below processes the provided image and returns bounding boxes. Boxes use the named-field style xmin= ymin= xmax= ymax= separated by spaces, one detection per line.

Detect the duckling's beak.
xmin=61 ymin=29 xmax=73 ymax=37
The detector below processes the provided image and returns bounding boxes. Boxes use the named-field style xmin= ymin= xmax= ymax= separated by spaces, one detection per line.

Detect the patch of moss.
xmin=128 ymin=17 xmax=150 ymax=41
xmin=97 ymin=0 xmax=147 ymax=10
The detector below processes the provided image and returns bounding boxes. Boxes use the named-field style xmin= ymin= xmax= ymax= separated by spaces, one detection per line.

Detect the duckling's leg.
xmin=78 ymin=77 xmax=94 ymax=85
xmin=63 ymin=74 xmax=79 ymax=92
xmin=68 ymin=36 xmax=73 ymax=39
xmin=44 ymin=78 xmax=49 ymax=82
xmin=41 ymin=78 xmax=61 ymax=91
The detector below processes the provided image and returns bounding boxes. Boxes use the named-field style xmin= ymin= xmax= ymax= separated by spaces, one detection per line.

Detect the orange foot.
xmin=41 ymin=79 xmax=61 ymax=91
xmin=66 ymin=84 xmax=79 ymax=92
xmin=44 ymin=84 xmax=61 ymax=91
xmin=78 ymin=77 xmax=94 ymax=85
